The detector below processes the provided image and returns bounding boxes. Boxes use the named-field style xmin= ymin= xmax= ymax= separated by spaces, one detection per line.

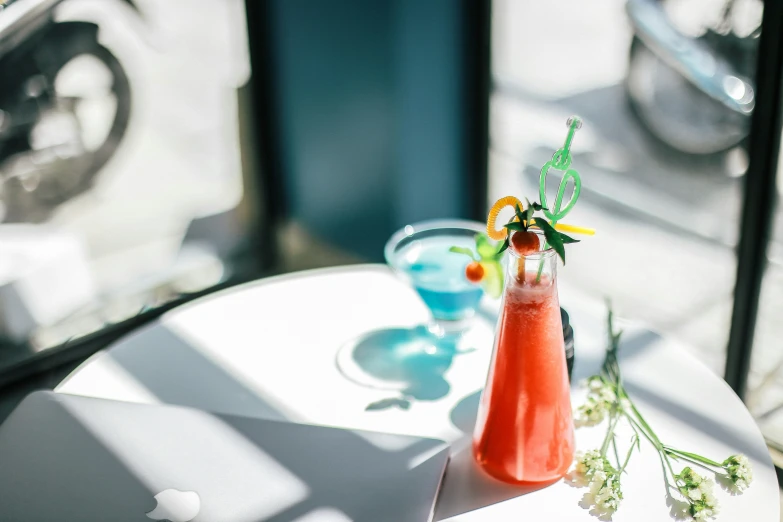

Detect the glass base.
xmin=335 ymin=323 xmax=473 ymax=399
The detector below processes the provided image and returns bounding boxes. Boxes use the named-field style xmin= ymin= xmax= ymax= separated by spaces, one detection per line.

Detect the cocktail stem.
xmin=427 ymin=317 xmax=470 ymax=338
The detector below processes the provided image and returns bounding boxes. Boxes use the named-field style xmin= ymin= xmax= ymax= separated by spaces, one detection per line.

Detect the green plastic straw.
xmin=536 ymin=116 xmax=583 ymax=282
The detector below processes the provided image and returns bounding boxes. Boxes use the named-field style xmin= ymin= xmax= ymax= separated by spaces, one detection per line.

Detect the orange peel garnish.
xmin=487 ymin=196 xmax=523 ymax=240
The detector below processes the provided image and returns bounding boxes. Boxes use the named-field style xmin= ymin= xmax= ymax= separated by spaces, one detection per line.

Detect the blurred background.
xmin=2 ymin=0 xmax=783 ymax=476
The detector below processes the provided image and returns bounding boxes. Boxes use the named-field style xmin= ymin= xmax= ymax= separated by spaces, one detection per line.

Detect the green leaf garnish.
xmin=523 ymin=206 xmax=535 ymax=227
xmin=480 ymin=260 xmax=503 ymax=298
xmin=559 ymin=232 xmax=580 ymax=244
xmin=504 ymin=221 xmax=524 ymax=232
xmin=533 ymin=217 xmax=567 ymax=264
xmin=450 ymin=233 xmax=506 ymax=298
xmin=475 ymin=234 xmax=497 ymax=259
xmin=449 ymin=246 xmax=477 ymax=260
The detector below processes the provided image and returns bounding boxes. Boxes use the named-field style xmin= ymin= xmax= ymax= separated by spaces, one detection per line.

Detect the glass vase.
xmin=472 ymin=241 xmax=574 ymax=484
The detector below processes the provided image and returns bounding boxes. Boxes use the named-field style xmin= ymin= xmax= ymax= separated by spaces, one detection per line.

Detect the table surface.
xmin=56 ymin=265 xmax=779 ymax=521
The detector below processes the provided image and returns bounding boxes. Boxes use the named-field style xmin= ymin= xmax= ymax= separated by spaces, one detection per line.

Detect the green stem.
xmin=620 ymin=387 xmax=662 ymax=447
xmin=664 ymin=447 xmax=723 ymax=469
xmin=624 ymin=403 xmax=693 ymax=501
xmin=619 ymin=435 xmax=638 ymax=474
xmin=665 ymin=452 xmax=725 ymax=475
xmin=607 ymin=306 xmax=615 ymax=346
xmin=662 ymin=451 xmax=680 ymax=484
xmin=600 ymin=409 xmax=620 ymax=457
xmin=627 ymin=416 xmax=642 ymax=447
xmin=650 ymin=434 xmax=680 ymax=496
xmin=624 ymin=412 xmax=662 ymax=453
xmin=612 ymin=435 xmax=621 ymax=471
xmin=601 ymin=361 xmax=621 ymax=387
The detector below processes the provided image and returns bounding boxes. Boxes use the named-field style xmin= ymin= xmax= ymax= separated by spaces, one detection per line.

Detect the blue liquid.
xmin=394 ymin=236 xmax=483 ymax=320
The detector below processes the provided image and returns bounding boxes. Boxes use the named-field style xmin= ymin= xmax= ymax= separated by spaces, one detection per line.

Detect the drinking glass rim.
xmin=384 ymin=219 xmax=487 ymax=267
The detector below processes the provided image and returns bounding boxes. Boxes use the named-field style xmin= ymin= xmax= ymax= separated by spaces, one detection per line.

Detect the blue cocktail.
xmin=335 ymin=220 xmax=489 ymax=398
xmin=386 ymin=222 xmax=485 ymax=321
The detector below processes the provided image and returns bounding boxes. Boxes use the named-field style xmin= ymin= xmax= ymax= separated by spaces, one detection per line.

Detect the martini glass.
xmin=336 ymin=220 xmax=488 ymax=400
xmin=385 ymin=219 xmax=487 ymax=327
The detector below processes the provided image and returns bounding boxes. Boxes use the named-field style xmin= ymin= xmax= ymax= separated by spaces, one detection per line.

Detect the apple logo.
xmin=146 ymin=489 xmax=201 ymax=522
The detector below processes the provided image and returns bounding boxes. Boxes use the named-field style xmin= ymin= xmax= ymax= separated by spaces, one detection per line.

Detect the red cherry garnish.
xmin=465 ymin=261 xmax=485 ymax=283
xmin=510 ymin=230 xmax=539 ymax=255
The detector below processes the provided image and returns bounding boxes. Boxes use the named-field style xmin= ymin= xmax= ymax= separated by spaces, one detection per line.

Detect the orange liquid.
xmin=473 ymin=271 xmax=574 ymax=484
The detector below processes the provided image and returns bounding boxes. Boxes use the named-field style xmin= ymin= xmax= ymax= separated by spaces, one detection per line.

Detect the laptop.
xmin=0 ymin=391 xmax=449 ymax=522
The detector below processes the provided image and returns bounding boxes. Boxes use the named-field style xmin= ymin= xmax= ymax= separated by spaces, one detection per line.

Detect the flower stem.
xmin=624 ymin=413 xmax=658 ymax=449
xmin=619 ymin=435 xmax=638 ymax=474
xmin=620 ymin=387 xmax=662 ymax=447
xmin=612 ymin=435 xmax=621 ymax=471
xmin=664 ymin=447 xmax=723 ymax=469
xmin=666 ymin=453 xmax=723 ymax=476
xmin=601 ymin=409 xmax=620 ymax=457
xmin=662 ymin=451 xmax=680 ymax=484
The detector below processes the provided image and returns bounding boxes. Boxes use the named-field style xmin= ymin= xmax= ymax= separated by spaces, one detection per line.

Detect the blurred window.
xmin=490 ymin=0 xmax=760 ymax=373
xmin=0 ymin=0 xmax=265 ymax=362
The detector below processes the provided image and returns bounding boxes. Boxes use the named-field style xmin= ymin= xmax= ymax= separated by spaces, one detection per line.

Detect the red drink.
xmin=473 ymin=251 xmax=574 ymax=484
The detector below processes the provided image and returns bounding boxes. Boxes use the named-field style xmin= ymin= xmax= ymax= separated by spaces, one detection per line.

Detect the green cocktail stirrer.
xmin=536 ymin=116 xmax=583 ymax=281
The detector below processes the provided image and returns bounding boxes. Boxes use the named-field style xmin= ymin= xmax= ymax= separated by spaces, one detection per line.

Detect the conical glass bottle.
xmin=473 ymin=237 xmax=574 ymax=484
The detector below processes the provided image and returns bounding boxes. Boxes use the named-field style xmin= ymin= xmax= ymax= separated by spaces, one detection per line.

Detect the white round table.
xmin=56 ymin=265 xmax=779 ymax=521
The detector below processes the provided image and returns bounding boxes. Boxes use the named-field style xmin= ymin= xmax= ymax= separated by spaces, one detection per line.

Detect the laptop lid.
xmin=0 ymin=391 xmax=449 ymax=522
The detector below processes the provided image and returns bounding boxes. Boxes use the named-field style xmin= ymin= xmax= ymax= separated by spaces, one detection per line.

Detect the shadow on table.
xmin=450 ymin=390 xmax=481 ymax=436
xmin=623 ymin=380 xmax=769 ymax=465
xmin=436 ymin=390 xmax=558 ymax=519
xmin=336 ymin=326 xmax=476 ymax=412
xmin=570 ymin=328 xmax=661 ymax=384
xmin=102 ymin=324 xmax=451 ymax=520
xmin=562 ymin=322 xmax=768 ymax=465
xmin=104 ymin=316 xmax=747 ymax=520
xmin=435 ymin=440 xmax=558 ymax=520
xmin=108 ymin=324 xmax=287 ymax=419
xmin=105 ymin=322 xmax=555 ymax=519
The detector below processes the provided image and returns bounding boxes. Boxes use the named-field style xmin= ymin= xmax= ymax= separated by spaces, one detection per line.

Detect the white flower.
xmin=588 ymin=376 xmax=604 ymax=391
xmin=694 ymin=506 xmax=718 ymax=520
xmin=677 ymin=468 xmax=719 ymax=521
xmin=723 ymin=454 xmax=753 ymax=492
xmin=575 ymin=455 xmax=588 ymax=474
xmin=595 ymin=485 xmax=621 ymax=510
xmin=575 ymin=397 xmax=611 ymax=426
xmin=589 ymin=468 xmax=623 ymax=511
xmin=574 ymin=376 xmax=618 ymax=427
xmin=599 ymin=387 xmax=617 ymax=403
xmin=574 ymin=449 xmax=604 ymax=477
xmin=589 ymin=470 xmax=607 ymax=494
xmin=572 ymin=449 xmax=623 ymax=513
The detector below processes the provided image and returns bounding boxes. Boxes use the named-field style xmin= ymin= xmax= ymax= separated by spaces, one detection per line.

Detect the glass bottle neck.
xmin=504 ymin=251 xmax=558 ymax=289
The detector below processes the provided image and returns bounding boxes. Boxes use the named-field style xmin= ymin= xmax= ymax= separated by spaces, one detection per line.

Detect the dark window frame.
xmin=725 ymin=0 xmax=783 ymax=400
